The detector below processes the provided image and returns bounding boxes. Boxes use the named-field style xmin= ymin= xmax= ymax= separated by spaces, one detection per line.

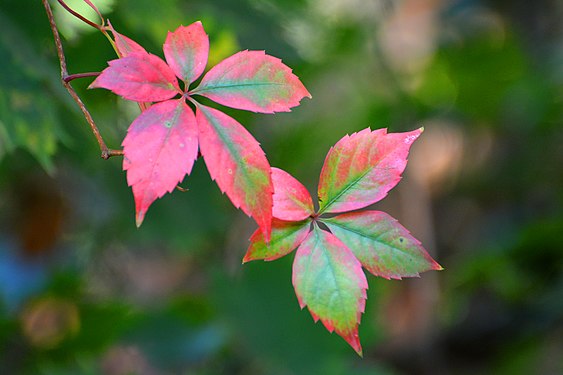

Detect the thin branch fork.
xmin=42 ymin=0 xmax=122 ymax=160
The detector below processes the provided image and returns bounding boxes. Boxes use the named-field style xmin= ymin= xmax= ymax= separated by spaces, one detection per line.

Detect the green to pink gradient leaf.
xmin=107 ymin=21 xmax=146 ymax=57
xmin=272 ymin=167 xmax=314 ymax=221
xmin=323 ymin=211 xmax=442 ymax=280
xmin=196 ymin=104 xmax=273 ymax=241
xmin=318 ymin=128 xmax=422 ymax=214
xmin=122 ymin=100 xmax=198 ymax=227
xmin=191 ymin=50 xmax=311 ymax=113
xmin=163 ymin=22 xmax=209 ymax=84
xmin=292 ymin=225 xmax=368 ymax=355
xmin=89 ymin=52 xmax=180 ymax=102
xmin=243 ymin=219 xmax=311 ymax=262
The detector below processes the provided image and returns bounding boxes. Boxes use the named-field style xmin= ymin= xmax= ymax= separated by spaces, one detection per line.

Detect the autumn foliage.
xmin=44 ymin=1 xmax=441 ymax=356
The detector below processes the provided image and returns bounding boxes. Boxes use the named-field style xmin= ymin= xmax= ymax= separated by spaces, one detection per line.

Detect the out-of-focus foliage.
xmin=0 ymin=0 xmax=561 ymax=374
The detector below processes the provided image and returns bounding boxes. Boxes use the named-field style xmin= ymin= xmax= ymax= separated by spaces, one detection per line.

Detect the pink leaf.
xmin=271 ymin=167 xmax=314 ymax=221
xmin=243 ymin=219 xmax=311 ymax=262
xmin=107 ymin=21 xmax=146 ymax=57
xmin=323 ymin=211 xmax=442 ymax=279
xmin=122 ymin=100 xmax=198 ymax=226
xmin=293 ymin=226 xmax=368 ymax=356
xmin=196 ymin=104 xmax=273 ymax=241
xmin=89 ymin=52 xmax=180 ymax=102
xmin=318 ymin=128 xmax=423 ymax=214
xmin=192 ymin=50 xmax=311 ymax=113
xmin=163 ymin=22 xmax=209 ymax=84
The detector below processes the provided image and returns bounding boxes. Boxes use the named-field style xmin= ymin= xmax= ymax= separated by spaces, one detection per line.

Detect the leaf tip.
xmin=135 ymin=211 xmax=145 ymax=228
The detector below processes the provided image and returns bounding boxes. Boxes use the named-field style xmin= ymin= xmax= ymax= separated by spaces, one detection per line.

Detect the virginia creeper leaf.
xmin=122 ymin=100 xmax=198 ymax=227
xmin=163 ymin=22 xmax=209 ymax=84
xmin=90 ymin=51 xmax=180 ymax=102
xmin=323 ymin=211 xmax=442 ymax=279
xmin=318 ymin=128 xmax=422 ymax=214
xmin=293 ymin=226 xmax=367 ymax=355
xmin=243 ymin=219 xmax=311 ymax=262
xmin=272 ymin=167 xmax=314 ymax=221
xmin=192 ymin=50 xmax=311 ymax=113
xmin=196 ymin=104 xmax=273 ymax=241
xmin=108 ymin=21 xmax=146 ymax=57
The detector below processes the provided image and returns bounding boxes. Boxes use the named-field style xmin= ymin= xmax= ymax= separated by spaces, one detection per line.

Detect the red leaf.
xmin=271 ymin=167 xmax=314 ymax=221
xmin=163 ymin=22 xmax=209 ymax=84
xmin=318 ymin=128 xmax=422 ymax=214
xmin=243 ymin=219 xmax=310 ymax=262
xmin=192 ymin=50 xmax=311 ymax=113
xmin=89 ymin=52 xmax=180 ymax=102
xmin=108 ymin=21 xmax=146 ymax=57
xmin=292 ymin=226 xmax=367 ymax=356
xmin=196 ymin=104 xmax=273 ymax=240
xmin=323 ymin=211 xmax=442 ymax=279
xmin=122 ymin=100 xmax=198 ymax=226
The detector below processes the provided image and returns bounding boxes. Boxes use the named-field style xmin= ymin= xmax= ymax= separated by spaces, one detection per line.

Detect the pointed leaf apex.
xmin=135 ymin=211 xmax=145 ymax=228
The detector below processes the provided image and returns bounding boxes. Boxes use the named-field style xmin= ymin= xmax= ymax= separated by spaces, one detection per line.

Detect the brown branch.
xmin=55 ymin=0 xmax=101 ymax=31
xmin=42 ymin=0 xmax=122 ymax=160
xmin=64 ymin=72 xmax=100 ymax=83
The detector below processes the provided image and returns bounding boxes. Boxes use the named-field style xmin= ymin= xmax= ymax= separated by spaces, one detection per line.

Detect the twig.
xmin=42 ymin=0 xmax=122 ymax=160
xmin=64 ymin=72 xmax=100 ymax=83
xmin=55 ymin=0 xmax=101 ymax=31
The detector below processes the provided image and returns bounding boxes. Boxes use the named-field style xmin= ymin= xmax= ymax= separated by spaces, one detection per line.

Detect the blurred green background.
xmin=0 ymin=0 xmax=562 ymax=374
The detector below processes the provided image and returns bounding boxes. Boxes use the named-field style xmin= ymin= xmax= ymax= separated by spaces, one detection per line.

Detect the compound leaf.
xmin=318 ymin=128 xmax=422 ymax=214
xmin=90 ymin=51 xmax=179 ymax=102
xmin=122 ymin=100 xmax=198 ymax=226
xmin=192 ymin=50 xmax=311 ymax=113
xmin=243 ymin=219 xmax=311 ymax=262
xmin=272 ymin=167 xmax=314 ymax=221
xmin=196 ymin=104 xmax=273 ymax=241
xmin=163 ymin=22 xmax=209 ymax=84
xmin=293 ymin=225 xmax=367 ymax=356
xmin=323 ymin=211 xmax=442 ymax=279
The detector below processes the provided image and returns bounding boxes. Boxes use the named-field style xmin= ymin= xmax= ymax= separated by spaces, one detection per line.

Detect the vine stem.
xmin=41 ymin=0 xmax=122 ymax=159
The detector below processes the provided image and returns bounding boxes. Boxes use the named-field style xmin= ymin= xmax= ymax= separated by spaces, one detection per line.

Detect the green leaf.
xmin=292 ymin=225 xmax=367 ymax=355
xmin=323 ymin=211 xmax=442 ymax=279
xmin=243 ymin=219 xmax=311 ymax=262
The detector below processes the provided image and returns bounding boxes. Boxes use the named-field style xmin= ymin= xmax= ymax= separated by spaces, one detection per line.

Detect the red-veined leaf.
xmin=272 ymin=167 xmax=314 ymax=221
xmin=293 ymin=225 xmax=367 ymax=356
xmin=108 ymin=21 xmax=147 ymax=57
xmin=243 ymin=219 xmax=311 ymax=262
xmin=323 ymin=211 xmax=442 ymax=279
xmin=163 ymin=22 xmax=209 ymax=84
xmin=90 ymin=52 xmax=180 ymax=102
xmin=122 ymin=100 xmax=198 ymax=226
xmin=196 ymin=104 xmax=273 ymax=241
xmin=192 ymin=50 xmax=311 ymax=113
xmin=318 ymin=128 xmax=422 ymax=214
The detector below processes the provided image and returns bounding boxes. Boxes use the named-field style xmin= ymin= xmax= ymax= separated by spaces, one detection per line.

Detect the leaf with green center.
xmin=122 ymin=100 xmax=198 ymax=227
xmin=318 ymin=128 xmax=422 ymax=214
xmin=89 ymin=51 xmax=179 ymax=102
xmin=196 ymin=104 xmax=273 ymax=241
xmin=323 ymin=211 xmax=442 ymax=279
xmin=192 ymin=50 xmax=311 ymax=113
xmin=163 ymin=22 xmax=209 ymax=84
xmin=243 ymin=219 xmax=311 ymax=262
xmin=272 ymin=167 xmax=314 ymax=221
xmin=292 ymin=225 xmax=367 ymax=355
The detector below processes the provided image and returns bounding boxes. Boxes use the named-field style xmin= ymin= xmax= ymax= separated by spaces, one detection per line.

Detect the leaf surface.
xmin=192 ymin=50 xmax=311 ymax=113
xmin=122 ymin=100 xmax=198 ymax=226
xmin=196 ymin=104 xmax=273 ymax=240
xmin=90 ymin=52 xmax=179 ymax=102
xmin=323 ymin=211 xmax=442 ymax=279
xmin=293 ymin=226 xmax=367 ymax=355
xmin=318 ymin=128 xmax=422 ymax=214
xmin=163 ymin=22 xmax=209 ymax=84
xmin=108 ymin=21 xmax=146 ymax=57
xmin=243 ymin=219 xmax=310 ymax=262
xmin=272 ymin=167 xmax=314 ymax=221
